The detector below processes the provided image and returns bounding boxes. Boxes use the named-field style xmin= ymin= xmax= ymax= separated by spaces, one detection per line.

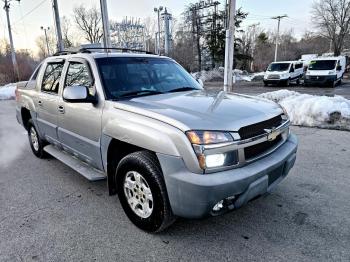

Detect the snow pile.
xmin=192 ymin=68 xmax=224 ymax=83
xmin=259 ymin=90 xmax=350 ymax=130
xmin=192 ymin=68 xmax=265 ymax=83
xmin=0 ymin=83 xmax=16 ymax=100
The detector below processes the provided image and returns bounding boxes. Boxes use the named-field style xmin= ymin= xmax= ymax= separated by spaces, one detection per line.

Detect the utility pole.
xmin=154 ymin=6 xmax=163 ymax=55
xmin=272 ymin=15 xmax=287 ymax=62
xmin=248 ymin=23 xmax=259 ymax=72
xmin=100 ymin=0 xmax=111 ymax=49
xmin=162 ymin=8 xmax=172 ymax=56
xmin=3 ymin=0 xmax=20 ymax=81
xmin=41 ymin=26 xmax=50 ymax=56
xmin=223 ymin=0 xmax=236 ymax=92
xmin=52 ymin=0 xmax=64 ymax=52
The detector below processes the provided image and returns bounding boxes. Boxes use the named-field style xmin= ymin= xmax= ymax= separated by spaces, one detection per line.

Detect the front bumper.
xmin=304 ymin=75 xmax=336 ymax=85
xmin=263 ymin=79 xmax=288 ymax=85
xmin=157 ymin=134 xmax=298 ymax=219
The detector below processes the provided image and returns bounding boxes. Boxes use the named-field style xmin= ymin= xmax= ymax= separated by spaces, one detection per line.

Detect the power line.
xmin=12 ymin=0 xmax=48 ymax=25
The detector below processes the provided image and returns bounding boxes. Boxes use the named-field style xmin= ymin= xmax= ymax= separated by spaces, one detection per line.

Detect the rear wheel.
xmin=27 ymin=119 xmax=48 ymax=158
xmin=116 ymin=151 xmax=175 ymax=232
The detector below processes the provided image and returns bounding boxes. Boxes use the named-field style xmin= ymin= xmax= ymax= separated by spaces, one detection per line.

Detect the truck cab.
xmin=263 ymin=61 xmax=304 ymax=87
xmin=304 ymin=56 xmax=346 ymax=87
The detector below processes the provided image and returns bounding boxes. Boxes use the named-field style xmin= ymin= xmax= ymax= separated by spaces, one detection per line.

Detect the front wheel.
xmin=296 ymin=78 xmax=300 ymax=85
xmin=285 ymin=79 xmax=290 ymax=87
xmin=27 ymin=119 xmax=48 ymax=158
xmin=116 ymin=151 xmax=175 ymax=232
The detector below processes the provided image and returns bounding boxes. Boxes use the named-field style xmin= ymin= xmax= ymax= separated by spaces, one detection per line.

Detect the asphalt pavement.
xmin=0 ymin=100 xmax=349 ymax=262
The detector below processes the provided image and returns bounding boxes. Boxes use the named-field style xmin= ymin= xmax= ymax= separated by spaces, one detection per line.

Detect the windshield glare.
xmin=268 ymin=63 xmax=291 ymax=72
xmin=96 ymin=57 xmax=202 ymax=99
xmin=308 ymin=60 xmax=336 ymax=70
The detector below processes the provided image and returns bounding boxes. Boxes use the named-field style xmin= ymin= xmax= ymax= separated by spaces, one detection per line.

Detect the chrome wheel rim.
xmin=30 ymin=127 xmax=39 ymax=151
xmin=123 ymin=171 xmax=153 ymax=219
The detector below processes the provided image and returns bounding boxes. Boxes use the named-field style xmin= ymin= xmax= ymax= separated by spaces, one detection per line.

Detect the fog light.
xmin=213 ymin=200 xmax=224 ymax=212
xmin=205 ymin=154 xmax=225 ymax=168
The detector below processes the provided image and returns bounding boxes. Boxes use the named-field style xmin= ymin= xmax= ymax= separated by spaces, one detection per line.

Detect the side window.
xmin=65 ymin=62 xmax=94 ymax=95
xmin=41 ymin=63 xmax=64 ymax=94
xmin=30 ymin=63 xmax=42 ymax=81
xmin=295 ymin=63 xmax=303 ymax=69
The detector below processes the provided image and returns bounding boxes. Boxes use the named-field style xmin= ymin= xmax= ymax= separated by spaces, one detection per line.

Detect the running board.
xmin=44 ymin=145 xmax=106 ymax=181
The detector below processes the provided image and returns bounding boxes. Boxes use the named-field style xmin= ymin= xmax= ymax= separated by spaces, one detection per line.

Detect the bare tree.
xmin=73 ymin=5 xmax=103 ymax=44
xmin=35 ymin=30 xmax=57 ymax=59
xmin=312 ymin=0 xmax=350 ymax=56
xmin=61 ymin=16 xmax=75 ymax=48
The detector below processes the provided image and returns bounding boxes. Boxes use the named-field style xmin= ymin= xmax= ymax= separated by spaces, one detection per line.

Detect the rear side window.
xmin=65 ymin=62 xmax=94 ymax=95
xmin=41 ymin=63 xmax=64 ymax=94
xmin=295 ymin=63 xmax=303 ymax=69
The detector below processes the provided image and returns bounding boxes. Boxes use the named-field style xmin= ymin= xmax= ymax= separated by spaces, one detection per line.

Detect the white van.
xmin=304 ymin=56 xmax=346 ymax=87
xmin=263 ymin=61 xmax=304 ymax=86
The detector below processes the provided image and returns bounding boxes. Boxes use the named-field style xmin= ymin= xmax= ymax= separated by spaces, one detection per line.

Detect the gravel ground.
xmin=0 ymin=100 xmax=349 ymax=262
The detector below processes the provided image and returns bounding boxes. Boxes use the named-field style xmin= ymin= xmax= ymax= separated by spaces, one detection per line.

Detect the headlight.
xmin=186 ymin=130 xmax=233 ymax=145
xmin=186 ymin=131 xmax=238 ymax=170
xmin=280 ymin=106 xmax=289 ymax=121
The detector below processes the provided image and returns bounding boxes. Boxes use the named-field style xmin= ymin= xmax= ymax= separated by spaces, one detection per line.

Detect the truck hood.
xmin=113 ymin=90 xmax=283 ymax=132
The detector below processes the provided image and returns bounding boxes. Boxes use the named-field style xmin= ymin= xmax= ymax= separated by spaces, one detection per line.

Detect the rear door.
xmin=36 ymin=60 xmax=65 ymax=144
xmin=57 ymin=58 xmax=104 ymax=170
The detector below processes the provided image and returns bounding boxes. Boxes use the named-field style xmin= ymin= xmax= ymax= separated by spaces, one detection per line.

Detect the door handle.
xmin=58 ymin=105 xmax=65 ymax=114
xmin=38 ymin=100 xmax=43 ymax=106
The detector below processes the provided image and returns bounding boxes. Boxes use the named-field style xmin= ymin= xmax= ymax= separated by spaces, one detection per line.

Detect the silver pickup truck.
xmin=16 ymin=50 xmax=298 ymax=232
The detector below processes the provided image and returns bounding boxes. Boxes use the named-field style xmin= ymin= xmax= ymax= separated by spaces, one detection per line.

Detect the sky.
xmin=0 ymin=0 xmax=315 ymax=54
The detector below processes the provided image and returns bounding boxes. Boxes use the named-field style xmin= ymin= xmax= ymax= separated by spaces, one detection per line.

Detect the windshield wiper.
xmin=118 ymin=90 xmax=164 ymax=98
xmin=168 ymin=87 xmax=198 ymax=93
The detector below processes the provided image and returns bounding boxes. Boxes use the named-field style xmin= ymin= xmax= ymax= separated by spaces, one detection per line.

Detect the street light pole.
xmin=272 ymin=15 xmax=287 ymax=62
xmin=52 ymin=0 xmax=64 ymax=52
xmin=41 ymin=26 xmax=50 ymax=56
xmin=154 ymin=6 xmax=163 ymax=55
xmin=100 ymin=0 xmax=111 ymax=49
xmin=224 ymin=0 xmax=236 ymax=92
xmin=3 ymin=0 xmax=20 ymax=81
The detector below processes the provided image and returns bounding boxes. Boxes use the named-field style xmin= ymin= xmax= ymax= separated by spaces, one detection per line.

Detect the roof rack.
xmin=79 ymin=47 xmax=155 ymax=55
xmin=52 ymin=47 xmax=155 ymax=56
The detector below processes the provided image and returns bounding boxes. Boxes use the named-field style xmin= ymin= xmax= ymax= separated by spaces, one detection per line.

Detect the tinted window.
xmin=65 ymin=62 xmax=94 ymax=95
xmin=41 ymin=63 xmax=64 ymax=94
xmin=96 ymin=57 xmax=201 ymax=100
xmin=309 ymin=60 xmax=336 ymax=70
xmin=268 ymin=63 xmax=290 ymax=72
xmin=295 ymin=63 xmax=303 ymax=69
xmin=30 ymin=64 xmax=42 ymax=81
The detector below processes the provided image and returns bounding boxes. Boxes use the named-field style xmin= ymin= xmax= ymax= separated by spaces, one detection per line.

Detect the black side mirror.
xmin=63 ymin=85 xmax=96 ymax=103
xmin=337 ymin=65 xmax=342 ymax=71
xmin=290 ymin=68 xmax=295 ymax=73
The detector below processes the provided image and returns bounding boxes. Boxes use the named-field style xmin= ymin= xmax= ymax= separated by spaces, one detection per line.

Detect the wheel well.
xmin=107 ymin=139 xmax=147 ymax=196
xmin=21 ymin=108 xmax=31 ymax=130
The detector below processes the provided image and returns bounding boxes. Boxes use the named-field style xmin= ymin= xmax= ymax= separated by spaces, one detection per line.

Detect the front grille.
xmin=244 ymin=135 xmax=282 ymax=160
xmin=267 ymin=74 xmax=280 ymax=80
xmin=310 ymin=76 xmax=325 ymax=81
xmin=238 ymin=115 xmax=283 ymax=140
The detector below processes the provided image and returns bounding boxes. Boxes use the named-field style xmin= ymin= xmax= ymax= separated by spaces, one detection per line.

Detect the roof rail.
xmin=79 ymin=47 xmax=155 ymax=55
xmin=51 ymin=47 xmax=155 ymax=57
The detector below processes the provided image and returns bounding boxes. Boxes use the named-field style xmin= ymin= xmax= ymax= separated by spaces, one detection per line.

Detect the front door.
xmin=57 ymin=59 xmax=103 ymax=170
xmin=36 ymin=61 xmax=65 ymax=144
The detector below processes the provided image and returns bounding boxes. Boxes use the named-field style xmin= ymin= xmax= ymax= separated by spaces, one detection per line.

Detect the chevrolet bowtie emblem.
xmin=264 ymin=128 xmax=278 ymax=141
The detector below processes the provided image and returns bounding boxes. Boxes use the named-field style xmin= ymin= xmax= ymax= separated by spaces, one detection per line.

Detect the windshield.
xmin=308 ymin=60 xmax=336 ymax=70
xmin=96 ymin=57 xmax=202 ymax=100
xmin=268 ymin=63 xmax=291 ymax=72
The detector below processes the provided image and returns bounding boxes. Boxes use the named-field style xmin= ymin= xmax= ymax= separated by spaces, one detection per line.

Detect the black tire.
xmin=331 ymin=80 xmax=336 ymax=88
xmin=27 ymin=119 xmax=48 ymax=158
xmin=263 ymin=81 xmax=268 ymax=87
xmin=296 ymin=78 xmax=300 ymax=85
xmin=116 ymin=151 xmax=175 ymax=232
xmin=285 ymin=79 xmax=290 ymax=87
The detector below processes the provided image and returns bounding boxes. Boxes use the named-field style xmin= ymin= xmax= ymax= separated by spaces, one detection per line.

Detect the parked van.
xmin=304 ymin=56 xmax=346 ymax=87
xmin=263 ymin=61 xmax=304 ymax=86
